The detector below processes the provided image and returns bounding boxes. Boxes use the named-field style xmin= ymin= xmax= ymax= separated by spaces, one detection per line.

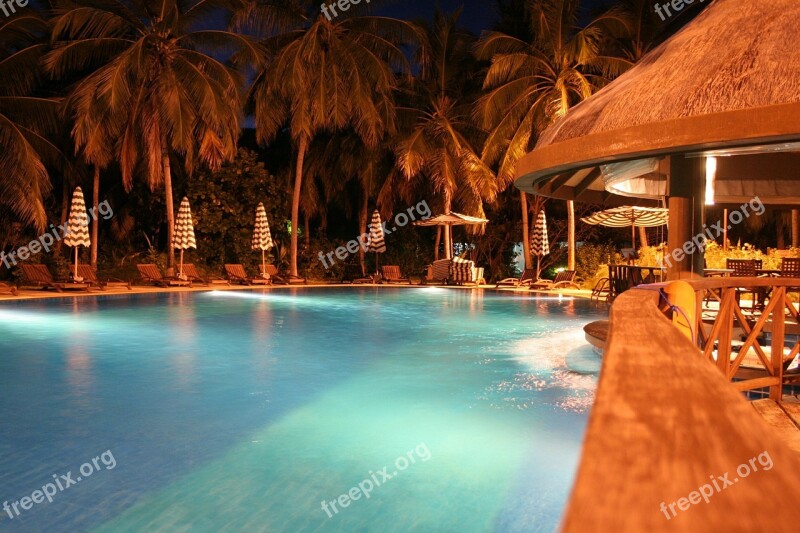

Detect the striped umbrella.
xmin=251 ymin=202 xmax=273 ymax=278
xmin=531 ymin=209 xmax=550 ymax=278
xmin=581 ymin=206 xmax=668 ymax=249
xmin=64 ymin=187 xmax=91 ymax=281
xmin=367 ymin=209 xmax=386 ymax=275
xmin=172 ymin=197 xmax=196 ymax=279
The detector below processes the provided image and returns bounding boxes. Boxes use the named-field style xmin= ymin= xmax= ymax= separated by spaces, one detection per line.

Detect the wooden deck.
xmin=751 ymin=399 xmax=800 ymax=453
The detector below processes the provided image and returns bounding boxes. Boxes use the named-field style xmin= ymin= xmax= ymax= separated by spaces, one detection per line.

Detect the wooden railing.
xmin=562 ymin=281 xmax=800 ymax=531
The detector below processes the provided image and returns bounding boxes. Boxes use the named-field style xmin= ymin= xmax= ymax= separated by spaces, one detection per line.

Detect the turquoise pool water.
xmin=0 ymin=288 xmax=604 ymax=532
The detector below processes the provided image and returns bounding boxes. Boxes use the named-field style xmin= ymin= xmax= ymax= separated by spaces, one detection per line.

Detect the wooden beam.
xmin=562 ymin=287 xmax=800 ymax=532
xmin=572 ymin=167 xmax=602 ymax=198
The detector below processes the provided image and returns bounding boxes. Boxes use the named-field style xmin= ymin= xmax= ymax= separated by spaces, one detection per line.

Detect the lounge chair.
xmin=225 ymin=264 xmax=270 ymax=285
xmin=20 ymin=264 xmax=90 ymax=292
xmin=422 ymin=258 xmax=452 ymax=285
xmin=450 ymin=256 xmax=485 ymax=287
xmin=261 ymin=264 xmax=306 ymax=284
xmin=0 ymin=281 xmax=17 ymax=295
xmin=136 ymin=264 xmax=192 ymax=287
xmin=529 ymin=270 xmax=579 ymax=290
xmin=341 ymin=263 xmax=372 ymax=284
xmin=495 ymin=268 xmax=537 ymax=288
xmin=77 ymin=264 xmax=132 ymax=291
xmin=381 ymin=265 xmax=410 ymax=284
xmin=183 ymin=264 xmax=229 ymax=286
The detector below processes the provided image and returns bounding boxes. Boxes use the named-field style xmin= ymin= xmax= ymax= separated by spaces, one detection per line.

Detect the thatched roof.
xmin=515 ymin=0 xmax=800 ymax=206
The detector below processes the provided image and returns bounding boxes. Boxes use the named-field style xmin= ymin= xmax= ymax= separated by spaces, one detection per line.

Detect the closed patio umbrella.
xmin=172 ymin=197 xmax=196 ymax=279
xmin=581 ymin=206 xmax=668 ymax=249
xmin=367 ymin=209 xmax=386 ymax=275
xmin=252 ymin=202 xmax=274 ymax=278
xmin=64 ymin=187 xmax=91 ymax=281
xmin=531 ymin=209 xmax=550 ymax=278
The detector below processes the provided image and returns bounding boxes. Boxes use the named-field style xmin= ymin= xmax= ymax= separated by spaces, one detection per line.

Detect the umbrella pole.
xmin=74 ymin=248 xmax=79 ymax=280
xmin=262 ymin=250 xmax=266 ymax=278
xmin=179 ymin=249 xmax=184 ymax=278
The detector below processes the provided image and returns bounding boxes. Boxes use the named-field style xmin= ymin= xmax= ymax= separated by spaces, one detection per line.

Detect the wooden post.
xmin=771 ymin=286 xmax=786 ymax=401
xmin=667 ymin=155 xmax=705 ymax=279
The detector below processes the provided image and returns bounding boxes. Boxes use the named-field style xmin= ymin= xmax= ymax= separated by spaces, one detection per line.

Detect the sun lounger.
xmin=381 ymin=265 xmax=410 ymax=284
xmin=529 ymin=270 xmax=579 ymax=290
xmin=261 ymin=264 xmax=306 ymax=284
xmin=341 ymin=263 xmax=372 ymax=284
xmin=136 ymin=264 xmax=192 ymax=287
xmin=450 ymin=256 xmax=485 ymax=287
xmin=496 ymin=268 xmax=537 ymax=288
xmin=183 ymin=264 xmax=229 ymax=286
xmin=225 ymin=264 xmax=270 ymax=285
xmin=77 ymin=264 xmax=132 ymax=291
xmin=422 ymin=259 xmax=452 ymax=285
xmin=20 ymin=264 xmax=90 ymax=292
xmin=0 ymin=281 xmax=17 ymax=295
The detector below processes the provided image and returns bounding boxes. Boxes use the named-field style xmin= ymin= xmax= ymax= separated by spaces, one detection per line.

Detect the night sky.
xmin=372 ymin=0 xmax=617 ymax=34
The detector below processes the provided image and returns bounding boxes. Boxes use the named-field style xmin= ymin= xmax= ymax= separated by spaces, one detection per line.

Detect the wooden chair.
xmin=183 ymin=264 xmax=229 ymax=286
xmin=20 ymin=264 xmax=90 ymax=292
xmin=381 ymin=265 xmax=410 ymax=284
xmin=495 ymin=268 xmax=537 ymax=288
xmin=224 ymin=264 xmax=270 ymax=285
xmin=136 ymin=264 xmax=192 ymax=287
xmin=529 ymin=270 xmax=579 ymax=291
xmin=781 ymin=258 xmax=800 ymax=297
xmin=77 ymin=264 xmax=131 ymax=291
xmin=260 ymin=264 xmax=306 ymax=284
xmin=726 ymin=259 xmax=759 ymax=309
xmin=422 ymin=259 xmax=452 ymax=285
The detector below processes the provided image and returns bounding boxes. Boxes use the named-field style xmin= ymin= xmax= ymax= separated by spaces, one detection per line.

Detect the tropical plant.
xmin=395 ymin=8 xmax=496 ymax=259
xmin=0 ymin=8 xmax=59 ymax=231
xmin=475 ymin=0 xmax=631 ymax=269
xmin=239 ymin=0 xmax=421 ymax=276
xmin=46 ymin=0 xmax=256 ymax=267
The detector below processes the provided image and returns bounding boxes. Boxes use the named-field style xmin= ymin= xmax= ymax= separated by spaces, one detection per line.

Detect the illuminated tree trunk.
xmin=567 ymin=200 xmax=576 ymax=270
xmin=520 ymin=191 xmax=532 ymax=269
xmin=290 ymin=137 xmax=308 ymax=277
xmin=359 ymin=187 xmax=368 ymax=275
xmin=162 ymin=137 xmax=175 ymax=270
xmin=90 ymin=166 xmax=100 ymax=268
xmin=792 ymin=209 xmax=799 ymax=248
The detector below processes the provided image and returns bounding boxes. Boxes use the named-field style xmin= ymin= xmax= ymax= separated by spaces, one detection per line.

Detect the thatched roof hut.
xmin=515 ymin=0 xmax=800 ymax=207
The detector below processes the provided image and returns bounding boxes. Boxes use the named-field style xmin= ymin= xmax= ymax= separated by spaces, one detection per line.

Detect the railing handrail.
xmin=562 ymin=287 xmax=800 ymax=531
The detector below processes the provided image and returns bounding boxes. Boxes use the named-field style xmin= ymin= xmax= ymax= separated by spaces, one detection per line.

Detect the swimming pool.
xmin=0 ymin=288 xmax=604 ymax=532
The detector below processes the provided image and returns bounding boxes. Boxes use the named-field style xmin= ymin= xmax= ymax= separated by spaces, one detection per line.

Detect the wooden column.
xmin=667 ymin=155 xmax=705 ymax=279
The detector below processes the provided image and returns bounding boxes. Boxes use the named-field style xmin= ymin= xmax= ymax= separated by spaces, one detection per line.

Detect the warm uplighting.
xmin=705 ymin=156 xmax=717 ymax=205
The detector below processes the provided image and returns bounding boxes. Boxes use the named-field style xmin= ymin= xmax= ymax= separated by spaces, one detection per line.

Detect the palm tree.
xmin=0 ymin=9 xmax=59 ymax=231
xmin=239 ymin=1 xmax=420 ymax=277
xmin=475 ymin=0 xmax=630 ymax=269
xmin=395 ymin=9 xmax=496 ymax=259
xmin=46 ymin=0 xmax=254 ymax=268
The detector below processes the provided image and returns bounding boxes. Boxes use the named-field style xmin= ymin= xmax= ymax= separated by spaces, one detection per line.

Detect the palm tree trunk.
xmin=567 ymin=200 xmax=576 ymax=270
xmin=434 ymin=226 xmax=441 ymax=261
xmin=359 ymin=187 xmax=368 ymax=276
xmin=520 ymin=191 xmax=532 ymax=269
xmin=777 ymin=212 xmax=786 ymax=249
xmin=90 ymin=165 xmax=100 ymax=268
xmin=444 ymin=194 xmax=452 ymax=259
xmin=290 ymin=137 xmax=308 ymax=277
xmin=638 ymin=226 xmax=648 ymax=249
xmin=162 ymin=138 xmax=175 ymax=270
xmin=55 ymin=180 xmax=69 ymax=254
xmin=304 ymin=211 xmax=310 ymax=247
xmin=793 ymin=209 xmax=799 ymax=248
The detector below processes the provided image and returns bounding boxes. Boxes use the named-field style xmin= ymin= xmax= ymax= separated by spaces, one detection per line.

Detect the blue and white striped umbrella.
xmin=172 ymin=197 xmax=196 ymax=278
xmin=64 ymin=187 xmax=90 ymax=280
xmin=252 ymin=202 xmax=273 ymax=277
xmin=367 ymin=210 xmax=386 ymax=275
